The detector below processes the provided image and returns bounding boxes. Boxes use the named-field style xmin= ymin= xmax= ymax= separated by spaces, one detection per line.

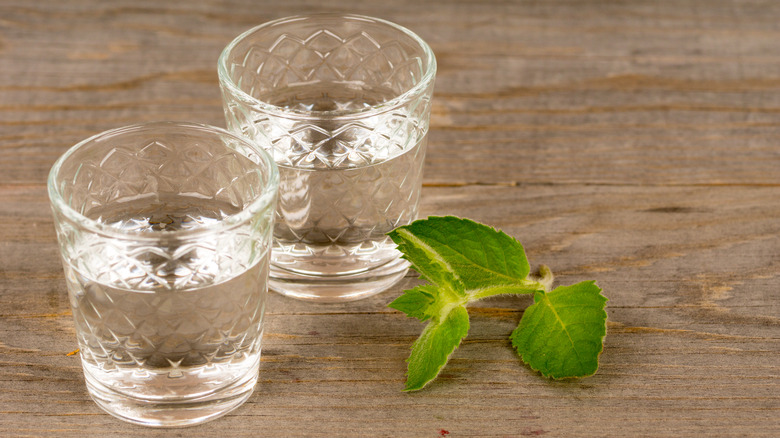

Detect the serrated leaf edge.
xmin=393 ymin=227 xmax=463 ymax=286
xmin=404 ymin=306 xmax=469 ymax=391
xmin=388 ymin=285 xmax=436 ymax=322
xmin=395 ymin=216 xmax=532 ymax=286
xmin=512 ymin=283 xmax=608 ymax=379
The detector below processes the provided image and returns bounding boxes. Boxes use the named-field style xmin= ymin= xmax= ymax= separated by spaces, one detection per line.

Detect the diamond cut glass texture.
xmin=219 ymin=15 xmax=436 ymax=301
xmin=220 ymin=15 xmax=434 ymax=170
xmin=48 ymin=122 xmax=279 ymax=426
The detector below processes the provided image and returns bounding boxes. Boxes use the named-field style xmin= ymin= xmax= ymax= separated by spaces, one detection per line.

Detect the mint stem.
xmin=467 ymin=265 xmax=554 ymax=300
xmin=535 ymin=264 xmax=554 ymax=292
xmin=467 ymin=280 xmax=547 ymax=300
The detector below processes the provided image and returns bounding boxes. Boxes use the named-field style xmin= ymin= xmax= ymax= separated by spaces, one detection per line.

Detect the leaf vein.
xmin=397 ymin=228 xmax=462 ymax=285
xmin=427 ymin=234 xmax=522 ymax=282
xmin=540 ymin=293 xmax=586 ymax=369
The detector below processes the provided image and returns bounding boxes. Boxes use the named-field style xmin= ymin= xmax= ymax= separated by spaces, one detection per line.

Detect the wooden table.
xmin=1 ymin=1 xmax=778 ymax=436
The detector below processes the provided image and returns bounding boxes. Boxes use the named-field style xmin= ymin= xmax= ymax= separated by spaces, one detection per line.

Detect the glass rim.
xmin=47 ymin=121 xmax=280 ymax=242
xmin=217 ymin=13 xmax=437 ymax=121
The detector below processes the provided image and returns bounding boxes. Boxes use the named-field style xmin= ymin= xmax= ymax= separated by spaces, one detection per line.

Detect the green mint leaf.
xmin=510 ymin=281 xmax=608 ymax=379
xmin=388 ymin=218 xmax=466 ymax=294
xmin=388 ymin=284 xmax=437 ymax=322
xmin=388 ymin=216 xmax=537 ymax=297
xmin=404 ymin=305 xmax=470 ymax=391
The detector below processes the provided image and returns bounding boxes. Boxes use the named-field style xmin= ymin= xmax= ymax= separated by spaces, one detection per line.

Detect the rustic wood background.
xmin=1 ymin=0 xmax=778 ymax=436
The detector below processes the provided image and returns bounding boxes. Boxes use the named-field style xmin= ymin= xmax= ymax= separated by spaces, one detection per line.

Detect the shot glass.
xmin=218 ymin=14 xmax=436 ymax=302
xmin=47 ymin=122 xmax=279 ymax=427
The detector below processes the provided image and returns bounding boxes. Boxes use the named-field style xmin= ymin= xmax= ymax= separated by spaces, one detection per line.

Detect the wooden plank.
xmin=1 ymin=184 xmax=778 ymax=436
xmin=1 ymin=0 xmax=779 ymax=436
xmin=2 ymin=1 xmax=780 ymax=185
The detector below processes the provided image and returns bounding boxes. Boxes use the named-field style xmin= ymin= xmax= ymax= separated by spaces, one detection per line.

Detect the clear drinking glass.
xmin=47 ymin=122 xmax=279 ymax=427
xmin=218 ymin=14 xmax=436 ymax=302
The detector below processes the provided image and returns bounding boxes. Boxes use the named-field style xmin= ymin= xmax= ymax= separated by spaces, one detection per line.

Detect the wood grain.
xmin=1 ymin=0 xmax=778 ymax=436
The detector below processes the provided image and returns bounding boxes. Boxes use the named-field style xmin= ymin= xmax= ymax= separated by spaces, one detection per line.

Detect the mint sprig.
xmin=388 ymin=216 xmax=608 ymax=391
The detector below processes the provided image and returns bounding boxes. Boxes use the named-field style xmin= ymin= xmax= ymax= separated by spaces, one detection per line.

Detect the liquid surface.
xmin=252 ymin=85 xmax=424 ymax=169
xmin=95 ymin=197 xmax=238 ymax=232
xmin=265 ymin=82 xmax=395 ymax=113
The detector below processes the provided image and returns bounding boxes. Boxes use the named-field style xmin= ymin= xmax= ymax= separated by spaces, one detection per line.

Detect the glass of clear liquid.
xmin=218 ymin=14 xmax=436 ymax=302
xmin=47 ymin=122 xmax=279 ymax=427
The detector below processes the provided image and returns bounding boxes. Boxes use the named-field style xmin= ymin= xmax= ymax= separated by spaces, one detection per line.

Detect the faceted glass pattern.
xmin=48 ymin=122 xmax=279 ymax=427
xmin=219 ymin=14 xmax=436 ymax=302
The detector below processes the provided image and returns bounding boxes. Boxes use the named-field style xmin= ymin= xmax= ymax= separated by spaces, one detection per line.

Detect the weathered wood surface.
xmin=1 ymin=0 xmax=778 ymax=436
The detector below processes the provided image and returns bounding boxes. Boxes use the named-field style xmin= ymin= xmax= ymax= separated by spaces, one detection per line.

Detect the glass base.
xmin=269 ymin=258 xmax=409 ymax=303
xmin=83 ymin=362 xmax=259 ymax=428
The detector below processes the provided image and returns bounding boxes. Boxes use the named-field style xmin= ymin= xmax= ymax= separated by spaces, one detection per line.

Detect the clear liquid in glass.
xmin=248 ymin=86 xmax=427 ymax=301
xmin=64 ymin=198 xmax=268 ymax=424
